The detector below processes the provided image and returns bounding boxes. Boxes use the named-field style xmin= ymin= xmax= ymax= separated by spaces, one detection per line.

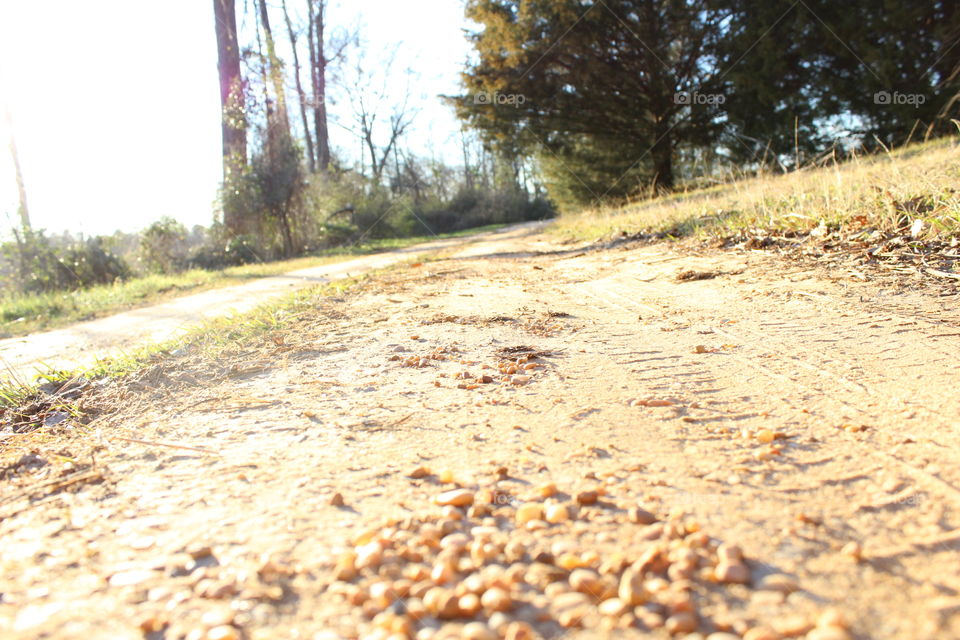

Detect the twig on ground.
xmin=110 ymin=436 xmax=220 ymax=456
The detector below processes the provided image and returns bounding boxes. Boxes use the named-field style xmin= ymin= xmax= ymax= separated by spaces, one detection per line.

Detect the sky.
xmin=0 ymin=0 xmax=473 ymax=237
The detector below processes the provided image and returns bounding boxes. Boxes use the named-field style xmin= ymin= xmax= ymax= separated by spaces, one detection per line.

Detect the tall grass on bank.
xmin=553 ymin=138 xmax=960 ymax=243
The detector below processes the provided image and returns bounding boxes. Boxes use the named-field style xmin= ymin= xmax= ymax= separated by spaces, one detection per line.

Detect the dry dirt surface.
xmin=2 ymin=225 xmax=959 ymax=640
xmin=0 ymin=228 xmax=519 ymax=384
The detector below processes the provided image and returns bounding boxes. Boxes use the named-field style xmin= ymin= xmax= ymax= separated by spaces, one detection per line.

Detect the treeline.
xmin=454 ymin=0 xmax=960 ymax=210
xmin=0 ymin=220 xmax=217 ymax=294
xmin=212 ymin=0 xmax=551 ymax=259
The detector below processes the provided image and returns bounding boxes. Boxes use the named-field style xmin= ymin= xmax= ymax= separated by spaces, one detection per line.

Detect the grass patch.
xmin=0 ymin=254 xmax=414 ymax=429
xmin=552 ymin=137 xmax=960 ymax=245
xmin=0 ymin=225 xmax=506 ymax=338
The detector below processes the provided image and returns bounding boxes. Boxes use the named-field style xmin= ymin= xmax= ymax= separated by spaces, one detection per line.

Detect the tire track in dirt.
xmin=546 ymin=255 xmax=960 ymax=639
xmin=2 ymin=237 xmax=959 ymax=639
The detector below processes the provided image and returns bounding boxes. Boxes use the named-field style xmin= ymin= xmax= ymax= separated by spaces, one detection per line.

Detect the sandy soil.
xmin=1 ymin=225 xmax=958 ymax=640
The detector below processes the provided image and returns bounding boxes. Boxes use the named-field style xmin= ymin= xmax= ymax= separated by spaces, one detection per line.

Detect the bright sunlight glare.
xmin=0 ymin=0 xmax=471 ymax=236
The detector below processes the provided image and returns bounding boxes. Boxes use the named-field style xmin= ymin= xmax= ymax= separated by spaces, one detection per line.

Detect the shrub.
xmin=0 ymin=229 xmax=129 ymax=294
xmin=139 ymin=217 xmax=189 ymax=274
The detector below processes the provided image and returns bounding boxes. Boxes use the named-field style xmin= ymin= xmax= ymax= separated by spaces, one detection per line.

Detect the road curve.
xmin=0 ymin=223 xmax=545 ymax=384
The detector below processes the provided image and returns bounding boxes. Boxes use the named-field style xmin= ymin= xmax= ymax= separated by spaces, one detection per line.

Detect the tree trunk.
xmin=460 ymin=129 xmax=473 ymax=189
xmin=212 ymin=0 xmax=247 ymax=234
xmin=282 ymin=0 xmax=315 ymax=172
xmin=257 ymin=0 xmax=290 ymax=135
xmin=650 ymin=123 xmax=674 ymax=192
xmin=363 ymin=113 xmax=380 ymax=181
xmin=278 ymin=208 xmax=294 ymax=257
xmin=3 ymin=103 xmax=30 ymax=230
xmin=310 ymin=0 xmax=331 ymax=172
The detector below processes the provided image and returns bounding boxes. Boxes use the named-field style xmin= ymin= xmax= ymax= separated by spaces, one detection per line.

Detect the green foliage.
xmin=302 ymin=177 xmax=552 ymax=245
xmin=456 ymin=0 xmax=960 ymax=206
xmin=0 ymin=229 xmax=129 ymax=295
xmin=456 ymin=0 xmax=727 ymax=206
xmin=138 ymin=217 xmax=188 ymax=274
xmin=536 ymin=134 xmax=657 ymax=212
xmin=718 ymin=0 xmax=960 ymax=160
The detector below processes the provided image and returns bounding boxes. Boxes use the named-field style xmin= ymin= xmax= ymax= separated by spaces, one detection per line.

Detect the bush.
xmin=414 ymin=187 xmax=553 ymax=235
xmin=139 ymin=217 xmax=189 ymax=274
xmin=0 ymin=229 xmax=129 ymax=294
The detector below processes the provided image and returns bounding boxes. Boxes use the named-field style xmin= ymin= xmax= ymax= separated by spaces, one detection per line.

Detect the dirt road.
xmin=2 ymin=226 xmax=959 ymax=640
xmin=0 ymin=225 xmax=539 ymax=384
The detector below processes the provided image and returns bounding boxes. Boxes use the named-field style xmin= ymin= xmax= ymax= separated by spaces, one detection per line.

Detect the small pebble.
xmin=461 ymin=622 xmax=497 ymax=640
xmin=665 ymin=611 xmax=698 ymax=634
xmin=355 ymin=543 xmax=383 ymax=571
xmin=138 ymin=615 xmax=168 ymax=633
xmin=545 ymin=504 xmax=570 ymax=523
xmin=576 ymin=490 xmax=599 ymax=505
xmin=716 ymin=544 xmax=743 ymax=564
xmin=771 ymin=615 xmax=813 ymax=636
xmin=743 ymin=627 xmax=781 ymax=640
xmin=714 ymin=562 xmax=750 ymax=584
xmin=206 ymin=626 xmax=239 ymax=640
xmin=423 ymin=587 xmax=459 ymax=619
xmin=458 ymin=593 xmax=481 ymax=617
xmin=503 ymin=622 xmax=534 ymax=640
xmin=841 ymin=542 xmax=862 ymax=561
xmin=618 ymin=566 xmax=645 ymax=605
xmin=515 ymin=503 xmax=544 ymax=525
xmin=569 ymin=568 xmax=602 ymax=596
xmin=816 ymin=608 xmax=848 ymax=629
xmin=598 ymin=598 xmax=629 ymax=617
xmin=629 ymin=507 xmax=657 ymax=525
xmin=537 ymin=483 xmax=557 ymax=498
xmin=552 ymin=592 xmax=592 ymax=627
xmin=434 ymin=489 xmax=474 ymax=507
xmin=480 ymin=587 xmax=512 ymax=612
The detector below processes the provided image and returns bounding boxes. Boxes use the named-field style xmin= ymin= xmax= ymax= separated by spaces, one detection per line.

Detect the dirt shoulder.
xmin=1 ymin=227 xmax=958 ymax=640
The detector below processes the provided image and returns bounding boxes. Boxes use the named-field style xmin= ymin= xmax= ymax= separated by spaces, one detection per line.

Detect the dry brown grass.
xmin=552 ymin=137 xmax=960 ymax=244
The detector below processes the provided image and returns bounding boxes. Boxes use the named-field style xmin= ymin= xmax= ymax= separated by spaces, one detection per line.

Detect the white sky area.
xmin=0 ymin=1 xmax=473 ymax=236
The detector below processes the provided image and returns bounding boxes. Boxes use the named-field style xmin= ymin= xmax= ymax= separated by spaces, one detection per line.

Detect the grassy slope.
xmin=552 ymin=138 xmax=960 ymax=245
xmin=0 ymin=226 xmax=503 ymax=338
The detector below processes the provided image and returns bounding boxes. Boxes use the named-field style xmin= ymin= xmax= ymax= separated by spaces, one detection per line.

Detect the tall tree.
xmin=282 ymin=0 xmax=316 ymax=172
xmin=212 ymin=0 xmax=247 ymax=233
xmin=3 ymin=101 xmax=30 ymax=230
xmin=717 ymin=0 xmax=960 ymax=156
xmin=345 ymin=52 xmax=417 ymax=184
xmin=253 ymin=0 xmax=301 ymax=257
xmin=257 ymin=0 xmax=291 ymax=135
xmin=817 ymin=0 xmax=960 ymax=143
xmin=456 ymin=0 xmax=726 ymax=208
xmin=712 ymin=0 xmax=826 ymax=167
xmin=308 ymin=0 xmax=332 ymax=172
